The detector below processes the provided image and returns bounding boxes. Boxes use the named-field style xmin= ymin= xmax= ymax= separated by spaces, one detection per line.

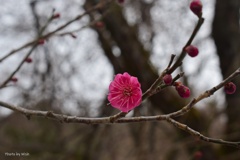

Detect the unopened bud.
xmin=163 ymin=74 xmax=172 ymax=85
xmin=11 ymin=77 xmax=18 ymax=83
xmin=190 ymin=0 xmax=203 ymax=17
xmin=38 ymin=39 xmax=45 ymax=45
xmin=25 ymin=57 xmax=32 ymax=63
xmin=175 ymin=84 xmax=190 ymax=98
xmin=194 ymin=151 xmax=203 ymax=160
xmin=185 ymin=45 xmax=199 ymax=57
xmin=52 ymin=13 xmax=60 ymax=19
xmin=95 ymin=21 xmax=104 ymax=28
xmin=117 ymin=0 xmax=125 ymax=4
xmin=224 ymin=82 xmax=236 ymax=94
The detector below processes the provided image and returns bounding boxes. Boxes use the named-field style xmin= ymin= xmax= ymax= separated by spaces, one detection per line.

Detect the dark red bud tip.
xmin=52 ymin=13 xmax=60 ymax=19
xmin=95 ymin=21 xmax=104 ymax=28
xmin=224 ymin=82 xmax=236 ymax=94
xmin=175 ymin=85 xmax=191 ymax=98
xmin=11 ymin=77 xmax=18 ymax=82
xmin=190 ymin=0 xmax=203 ymax=17
xmin=194 ymin=151 xmax=203 ymax=160
xmin=163 ymin=74 xmax=172 ymax=85
xmin=185 ymin=45 xmax=199 ymax=57
xmin=117 ymin=0 xmax=125 ymax=4
xmin=38 ymin=39 xmax=45 ymax=45
xmin=25 ymin=57 xmax=32 ymax=63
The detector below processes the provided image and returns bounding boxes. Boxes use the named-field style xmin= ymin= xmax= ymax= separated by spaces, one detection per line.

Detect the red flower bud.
xmin=175 ymin=84 xmax=190 ymax=98
xmin=163 ymin=74 xmax=172 ymax=85
xmin=11 ymin=77 xmax=18 ymax=82
xmin=25 ymin=57 xmax=32 ymax=63
xmin=185 ymin=45 xmax=199 ymax=57
xmin=52 ymin=13 xmax=60 ymax=19
xmin=95 ymin=21 xmax=104 ymax=28
xmin=38 ymin=39 xmax=45 ymax=45
xmin=194 ymin=151 xmax=203 ymax=160
xmin=117 ymin=0 xmax=125 ymax=4
xmin=190 ymin=0 xmax=203 ymax=17
xmin=224 ymin=82 xmax=236 ymax=94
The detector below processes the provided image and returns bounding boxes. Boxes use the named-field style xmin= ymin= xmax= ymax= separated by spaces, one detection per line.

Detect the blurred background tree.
xmin=0 ymin=0 xmax=239 ymax=160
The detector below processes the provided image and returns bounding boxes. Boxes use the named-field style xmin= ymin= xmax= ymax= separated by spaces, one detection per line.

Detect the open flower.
xmin=108 ymin=72 xmax=142 ymax=112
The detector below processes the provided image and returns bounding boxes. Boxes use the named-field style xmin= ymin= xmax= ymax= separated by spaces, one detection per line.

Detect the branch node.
xmin=46 ymin=111 xmax=54 ymax=117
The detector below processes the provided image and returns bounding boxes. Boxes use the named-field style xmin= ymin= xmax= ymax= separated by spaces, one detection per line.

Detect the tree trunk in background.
xmin=212 ymin=0 xmax=240 ymax=156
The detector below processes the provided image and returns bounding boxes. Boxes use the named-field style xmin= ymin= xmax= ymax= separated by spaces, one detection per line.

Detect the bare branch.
xmin=0 ymin=0 xmax=113 ymax=62
xmin=168 ymin=17 xmax=205 ymax=74
xmin=0 ymin=44 xmax=38 ymax=89
xmin=166 ymin=117 xmax=240 ymax=149
xmin=168 ymin=67 xmax=240 ymax=118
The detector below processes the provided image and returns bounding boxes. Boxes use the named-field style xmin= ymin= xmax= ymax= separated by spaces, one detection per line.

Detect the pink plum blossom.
xmin=108 ymin=72 xmax=142 ymax=112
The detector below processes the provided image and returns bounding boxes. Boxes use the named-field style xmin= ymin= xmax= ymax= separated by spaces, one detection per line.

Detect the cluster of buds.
xmin=106 ymin=0 xmax=237 ymax=113
xmin=163 ymin=74 xmax=191 ymax=98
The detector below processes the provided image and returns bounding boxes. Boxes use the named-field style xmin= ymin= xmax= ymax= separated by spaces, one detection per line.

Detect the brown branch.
xmin=0 ymin=68 xmax=239 ymax=124
xmin=168 ymin=67 xmax=240 ymax=118
xmin=0 ymin=100 xmax=168 ymax=124
xmin=0 ymin=67 xmax=239 ymax=149
xmin=1 ymin=97 xmax=240 ymax=149
xmin=56 ymin=9 xmax=110 ymax=37
xmin=166 ymin=117 xmax=240 ymax=149
xmin=0 ymin=0 xmax=113 ymax=62
xmin=142 ymin=54 xmax=177 ymax=100
xmin=167 ymin=17 xmax=205 ymax=74
xmin=0 ymin=44 xmax=38 ymax=89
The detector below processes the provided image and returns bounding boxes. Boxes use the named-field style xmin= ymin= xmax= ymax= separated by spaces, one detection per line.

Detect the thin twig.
xmin=0 ymin=44 xmax=38 ymax=89
xmin=167 ymin=54 xmax=176 ymax=69
xmin=166 ymin=117 xmax=240 ymax=149
xmin=168 ymin=68 xmax=240 ymax=118
xmin=167 ymin=17 xmax=205 ymax=74
xmin=0 ymin=0 xmax=112 ymax=62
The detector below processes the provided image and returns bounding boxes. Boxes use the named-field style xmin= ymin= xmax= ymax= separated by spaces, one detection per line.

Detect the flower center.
xmin=123 ymin=87 xmax=132 ymax=97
